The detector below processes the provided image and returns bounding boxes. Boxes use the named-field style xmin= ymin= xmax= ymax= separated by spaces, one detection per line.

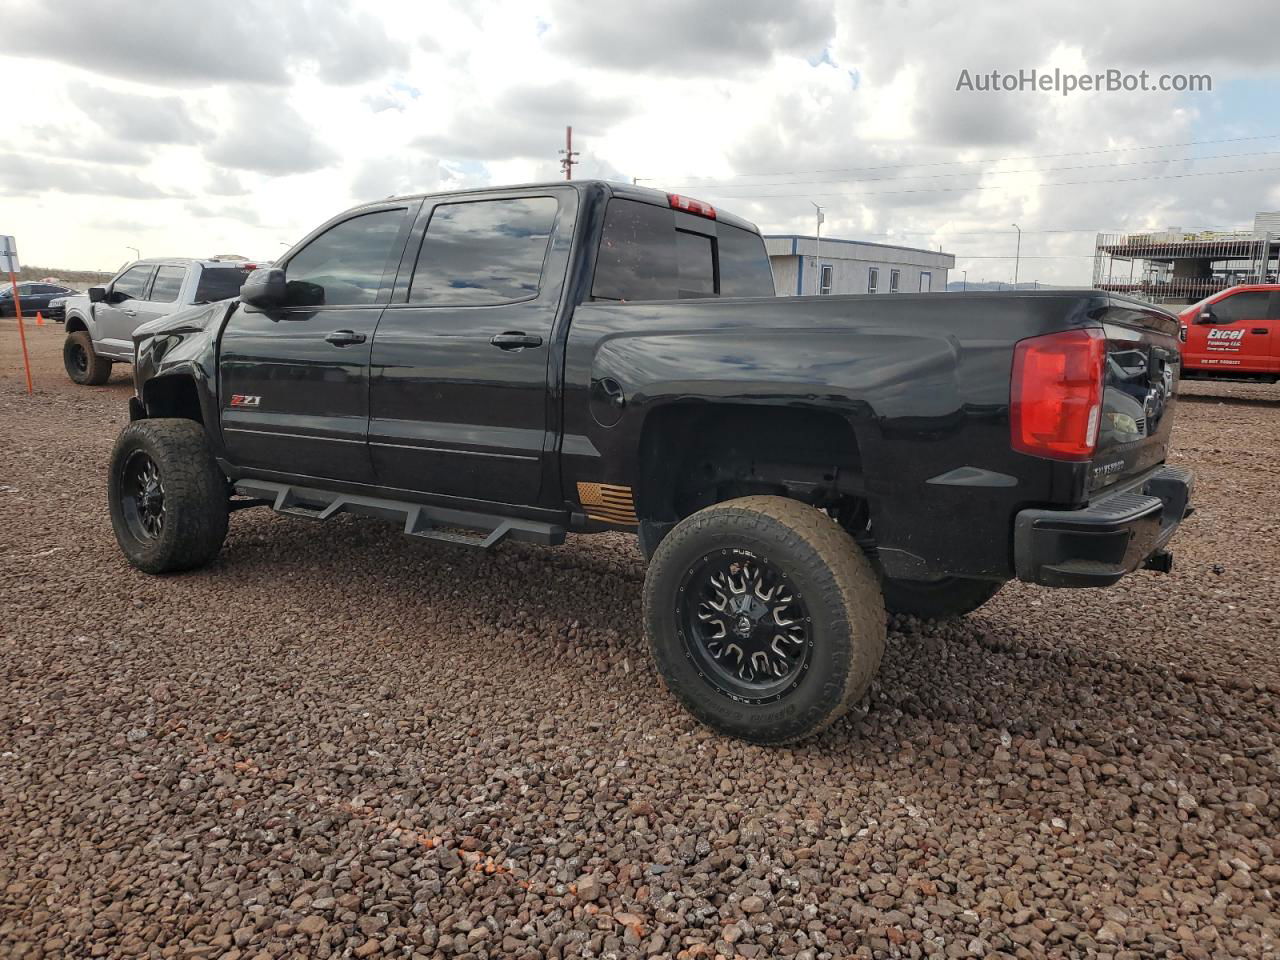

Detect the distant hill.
xmin=14 ymin=265 xmax=114 ymax=287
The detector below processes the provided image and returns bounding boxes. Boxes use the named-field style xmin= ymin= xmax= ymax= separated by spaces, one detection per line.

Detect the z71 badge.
xmin=229 ymin=394 xmax=261 ymax=408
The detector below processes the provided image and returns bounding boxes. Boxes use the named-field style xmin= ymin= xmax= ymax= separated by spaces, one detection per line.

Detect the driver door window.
xmin=112 ymin=266 xmax=154 ymax=302
xmin=1213 ymin=292 xmax=1268 ymax=324
xmin=284 ymin=210 xmax=407 ymax=307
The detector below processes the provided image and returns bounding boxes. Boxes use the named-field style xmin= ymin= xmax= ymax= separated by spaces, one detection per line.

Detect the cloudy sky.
xmin=2 ymin=0 xmax=1279 ymax=285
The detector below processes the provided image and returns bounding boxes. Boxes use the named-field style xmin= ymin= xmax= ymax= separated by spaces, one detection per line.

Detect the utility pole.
xmin=1011 ymin=223 xmax=1022 ymax=287
xmin=811 ymin=202 xmax=824 ymax=294
xmin=559 ymin=126 xmax=578 ymax=181
xmin=126 ymin=245 xmax=140 ymax=261
xmin=962 ymin=269 xmax=968 ymax=291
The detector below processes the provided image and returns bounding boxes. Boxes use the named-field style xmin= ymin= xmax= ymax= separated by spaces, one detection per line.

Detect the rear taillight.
xmin=1010 ymin=328 xmax=1106 ymax=461
xmin=668 ymin=193 xmax=716 ymax=219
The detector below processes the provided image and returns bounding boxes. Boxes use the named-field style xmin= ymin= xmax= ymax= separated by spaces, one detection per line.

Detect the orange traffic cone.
xmin=34 ymin=311 xmax=44 ymax=326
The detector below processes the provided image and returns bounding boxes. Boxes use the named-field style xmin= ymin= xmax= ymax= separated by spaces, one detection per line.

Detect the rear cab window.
xmin=591 ymin=197 xmax=774 ymax=301
xmin=195 ymin=265 xmax=251 ymax=304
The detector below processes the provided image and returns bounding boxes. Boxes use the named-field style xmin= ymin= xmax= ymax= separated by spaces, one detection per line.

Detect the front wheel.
xmin=644 ymin=496 xmax=886 ymax=744
xmin=63 ymin=331 xmax=112 ymax=385
xmin=108 ymin=419 xmax=229 ymax=574
xmin=881 ymin=576 xmax=1003 ymax=620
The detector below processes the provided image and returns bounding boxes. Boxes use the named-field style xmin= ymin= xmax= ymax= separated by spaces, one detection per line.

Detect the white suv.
xmin=62 ymin=258 xmax=258 ymax=385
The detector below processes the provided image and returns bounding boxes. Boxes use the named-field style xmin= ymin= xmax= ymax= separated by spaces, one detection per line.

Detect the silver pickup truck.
xmin=62 ymin=258 xmax=256 ymax=385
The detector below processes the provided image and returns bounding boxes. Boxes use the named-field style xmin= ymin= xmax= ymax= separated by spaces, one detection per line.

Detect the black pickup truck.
xmin=108 ymin=180 xmax=1193 ymax=743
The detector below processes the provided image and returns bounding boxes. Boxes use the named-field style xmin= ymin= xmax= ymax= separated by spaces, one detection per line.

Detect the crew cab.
xmin=61 ymin=257 xmax=256 ymax=385
xmin=1177 ymin=284 xmax=1280 ymax=382
xmin=106 ymin=181 xmax=1193 ymax=744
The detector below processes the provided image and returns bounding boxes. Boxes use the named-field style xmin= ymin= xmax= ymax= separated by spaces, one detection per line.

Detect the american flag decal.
xmin=576 ymin=482 xmax=638 ymax=526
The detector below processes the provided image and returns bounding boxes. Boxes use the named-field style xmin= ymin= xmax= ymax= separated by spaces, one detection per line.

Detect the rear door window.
xmin=408 ymin=197 xmax=558 ymax=305
xmin=592 ymin=198 xmax=773 ymax=301
xmin=149 ymin=265 xmax=186 ymax=303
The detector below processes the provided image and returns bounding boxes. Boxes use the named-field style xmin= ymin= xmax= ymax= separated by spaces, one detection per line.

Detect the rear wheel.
xmin=881 ymin=575 xmax=1002 ymax=620
xmin=108 ymin=419 xmax=229 ymax=574
xmin=644 ymin=496 xmax=885 ymax=744
xmin=63 ymin=331 xmax=112 ymax=385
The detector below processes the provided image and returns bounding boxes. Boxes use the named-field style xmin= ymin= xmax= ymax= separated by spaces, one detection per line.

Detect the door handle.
xmin=123 ymin=309 xmax=137 ymax=317
xmin=490 ymin=332 xmax=543 ymax=350
xmin=1252 ymin=327 xmax=1268 ymax=335
xmin=324 ymin=329 xmax=367 ymax=346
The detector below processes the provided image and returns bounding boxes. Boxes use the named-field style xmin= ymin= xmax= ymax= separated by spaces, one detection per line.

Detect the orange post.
xmin=8 ymin=272 xmax=33 ymax=394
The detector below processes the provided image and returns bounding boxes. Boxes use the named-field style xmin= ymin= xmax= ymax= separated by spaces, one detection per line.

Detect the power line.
xmin=640 ymin=133 xmax=1280 ymax=184
xmin=853 ymin=225 xmax=1251 ymax=236
xmin=678 ymin=149 xmax=1280 ymax=192
xmin=694 ymin=163 xmax=1280 ymax=201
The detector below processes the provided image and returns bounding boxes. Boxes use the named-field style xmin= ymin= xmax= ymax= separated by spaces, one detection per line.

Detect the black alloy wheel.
xmin=679 ymin=552 xmax=813 ymax=704
xmin=67 ymin=340 xmax=88 ymax=376
xmin=119 ymin=450 xmax=166 ymax=541
xmin=644 ymin=496 xmax=886 ymax=744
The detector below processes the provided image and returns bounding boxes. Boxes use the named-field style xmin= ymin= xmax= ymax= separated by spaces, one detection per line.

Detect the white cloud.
xmin=0 ymin=0 xmax=409 ymax=87
xmin=0 ymin=0 xmax=1275 ymax=283
xmin=204 ymin=91 xmax=338 ymax=176
xmin=68 ymin=81 xmax=209 ymax=144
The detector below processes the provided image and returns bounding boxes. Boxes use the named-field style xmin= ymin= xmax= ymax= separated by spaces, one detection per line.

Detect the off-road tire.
xmin=108 ymin=419 xmax=229 ymax=574
xmin=63 ymin=331 xmax=112 ymax=385
xmin=644 ymin=496 xmax=886 ymax=744
xmin=881 ymin=576 xmax=1003 ymax=620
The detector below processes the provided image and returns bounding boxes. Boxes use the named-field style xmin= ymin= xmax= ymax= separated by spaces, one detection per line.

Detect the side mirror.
xmin=240 ymin=267 xmax=287 ymax=309
xmin=88 ymin=286 xmax=107 ymax=303
xmin=1195 ymin=309 xmax=1214 ymax=324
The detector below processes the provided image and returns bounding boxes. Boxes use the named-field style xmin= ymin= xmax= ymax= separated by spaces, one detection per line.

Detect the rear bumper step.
xmin=234 ymin=480 xmax=565 ymax=550
xmin=1013 ymin=465 xmax=1194 ymax=588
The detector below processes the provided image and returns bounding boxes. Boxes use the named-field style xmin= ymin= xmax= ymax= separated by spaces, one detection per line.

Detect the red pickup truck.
xmin=1178 ymin=284 xmax=1280 ymax=382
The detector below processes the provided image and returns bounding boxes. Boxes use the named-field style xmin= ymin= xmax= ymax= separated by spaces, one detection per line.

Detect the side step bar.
xmin=233 ymin=480 xmax=565 ymax=550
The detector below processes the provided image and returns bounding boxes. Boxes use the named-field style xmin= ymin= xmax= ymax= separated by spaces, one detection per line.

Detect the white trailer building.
xmin=765 ymin=235 xmax=955 ymax=297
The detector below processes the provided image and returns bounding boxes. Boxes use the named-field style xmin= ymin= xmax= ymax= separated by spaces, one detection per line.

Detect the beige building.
xmin=765 ymin=234 xmax=955 ymax=297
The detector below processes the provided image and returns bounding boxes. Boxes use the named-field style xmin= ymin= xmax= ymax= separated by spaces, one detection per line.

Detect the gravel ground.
xmin=2 ymin=321 xmax=1278 ymax=959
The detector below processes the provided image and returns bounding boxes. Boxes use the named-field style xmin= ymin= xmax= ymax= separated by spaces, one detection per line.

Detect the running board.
xmin=233 ymin=480 xmax=565 ymax=550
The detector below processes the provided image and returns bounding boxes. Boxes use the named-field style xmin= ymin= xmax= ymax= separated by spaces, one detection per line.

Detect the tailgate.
xmin=1088 ymin=300 xmax=1182 ymax=495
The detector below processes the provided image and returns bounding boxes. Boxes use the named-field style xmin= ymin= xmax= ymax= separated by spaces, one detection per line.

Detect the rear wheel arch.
xmin=634 ymin=401 xmax=866 ymax=554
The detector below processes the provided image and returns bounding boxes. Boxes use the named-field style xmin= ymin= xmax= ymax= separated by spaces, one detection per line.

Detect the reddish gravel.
xmin=2 ymin=322 xmax=1278 ymax=959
